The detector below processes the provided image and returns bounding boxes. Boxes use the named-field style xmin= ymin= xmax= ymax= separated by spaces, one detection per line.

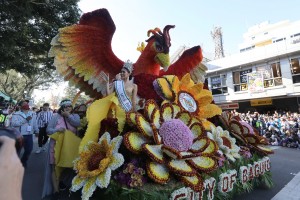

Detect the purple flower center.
xmin=159 ymin=119 xmax=194 ymax=151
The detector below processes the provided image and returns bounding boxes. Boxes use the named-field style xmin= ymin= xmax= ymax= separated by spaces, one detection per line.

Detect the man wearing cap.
xmin=11 ymin=103 xmax=39 ymax=167
xmin=36 ymin=103 xmax=53 ymax=153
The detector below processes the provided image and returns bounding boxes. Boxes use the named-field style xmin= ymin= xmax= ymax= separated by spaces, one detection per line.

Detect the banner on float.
xmin=170 ymin=157 xmax=271 ymax=200
xmin=248 ymin=72 xmax=264 ymax=94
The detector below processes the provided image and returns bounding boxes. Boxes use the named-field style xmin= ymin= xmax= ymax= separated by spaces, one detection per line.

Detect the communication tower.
xmin=211 ymin=27 xmax=225 ymax=59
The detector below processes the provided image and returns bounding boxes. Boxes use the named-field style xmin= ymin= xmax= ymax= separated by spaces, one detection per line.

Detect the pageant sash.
xmin=114 ymin=80 xmax=132 ymax=112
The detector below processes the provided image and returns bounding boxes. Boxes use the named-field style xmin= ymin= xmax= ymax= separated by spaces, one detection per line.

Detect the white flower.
xmin=209 ymin=126 xmax=241 ymax=162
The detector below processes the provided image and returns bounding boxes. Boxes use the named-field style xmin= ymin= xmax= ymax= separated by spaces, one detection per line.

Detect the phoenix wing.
xmin=159 ymin=46 xmax=203 ymax=79
xmin=49 ymin=9 xmax=123 ymax=98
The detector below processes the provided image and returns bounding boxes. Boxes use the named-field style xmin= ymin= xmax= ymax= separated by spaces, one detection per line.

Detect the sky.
xmin=78 ymin=0 xmax=300 ymax=60
xmin=34 ymin=0 xmax=300 ymax=103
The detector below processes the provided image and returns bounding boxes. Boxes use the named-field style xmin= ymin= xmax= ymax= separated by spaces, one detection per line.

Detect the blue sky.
xmin=78 ymin=0 xmax=300 ymax=61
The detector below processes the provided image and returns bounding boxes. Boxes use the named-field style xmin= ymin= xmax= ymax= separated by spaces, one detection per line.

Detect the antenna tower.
xmin=211 ymin=26 xmax=225 ymax=59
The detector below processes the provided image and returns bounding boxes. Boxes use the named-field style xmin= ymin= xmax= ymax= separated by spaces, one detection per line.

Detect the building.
xmin=206 ymin=20 xmax=300 ymax=113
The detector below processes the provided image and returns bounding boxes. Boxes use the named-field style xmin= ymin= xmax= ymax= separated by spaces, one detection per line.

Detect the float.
xmin=49 ymin=8 xmax=274 ymax=200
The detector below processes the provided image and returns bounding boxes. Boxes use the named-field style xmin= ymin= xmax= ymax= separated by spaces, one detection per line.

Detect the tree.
xmin=49 ymin=92 xmax=60 ymax=109
xmin=0 ymin=69 xmax=63 ymax=101
xmin=0 ymin=0 xmax=81 ymax=76
xmin=63 ymin=86 xmax=90 ymax=106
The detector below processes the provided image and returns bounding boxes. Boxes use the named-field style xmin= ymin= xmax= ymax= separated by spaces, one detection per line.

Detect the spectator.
xmin=35 ymin=103 xmax=53 ymax=154
xmin=42 ymin=99 xmax=80 ymax=198
xmin=270 ymin=134 xmax=279 ymax=146
xmin=11 ymin=103 xmax=39 ymax=167
xmin=32 ymin=107 xmax=39 ymax=113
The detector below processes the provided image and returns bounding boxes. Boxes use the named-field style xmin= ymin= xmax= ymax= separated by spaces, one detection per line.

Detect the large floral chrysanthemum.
xmin=153 ymin=74 xmax=222 ymax=123
xmin=71 ymin=132 xmax=124 ymax=200
xmin=208 ymin=126 xmax=241 ymax=162
xmin=124 ymin=100 xmax=219 ymax=191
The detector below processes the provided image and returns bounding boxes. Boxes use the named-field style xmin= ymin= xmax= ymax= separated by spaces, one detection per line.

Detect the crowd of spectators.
xmin=231 ymin=109 xmax=300 ymax=149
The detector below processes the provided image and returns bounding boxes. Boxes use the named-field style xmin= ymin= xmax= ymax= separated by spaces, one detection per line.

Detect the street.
xmin=22 ymin=140 xmax=300 ymax=200
xmin=234 ymin=146 xmax=300 ymax=200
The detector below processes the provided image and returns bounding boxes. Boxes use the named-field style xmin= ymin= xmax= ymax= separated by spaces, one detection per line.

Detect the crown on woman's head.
xmin=122 ymin=60 xmax=134 ymax=74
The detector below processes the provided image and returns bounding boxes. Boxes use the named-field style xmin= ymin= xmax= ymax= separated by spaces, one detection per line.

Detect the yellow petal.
xmin=197 ymin=95 xmax=213 ymax=107
xmin=144 ymin=99 xmax=159 ymax=121
xmin=124 ymin=132 xmax=151 ymax=154
xmin=194 ymin=89 xmax=212 ymax=100
xmin=187 ymin=83 xmax=203 ymax=97
xmin=143 ymin=144 xmax=164 ymax=164
xmin=199 ymin=119 xmax=215 ymax=131
xmin=126 ymin=112 xmax=137 ymax=125
xmin=135 ymin=113 xmax=153 ymax=138
xmin=171 ymin=103 xmax=182 ymax=118
xmin=180 ymin=174 xmax=204 ymax=192
xmin=190 ymin=122 xmax=205 ymax=139
xmin=190 ymin=137 xmax=209 ymax=153
xmin=161 ymin=103 xmax=174 ymax=122
xmin=198 ymin=104 xmax=222 ymax=119
xmin=147 ymin=161 xmax=170 ymax=184
xmin=152 ymin=125 xmax=162 ymax=144
xmin=155 ymin=77 xmax=174 ymax=100
xmin=188 ymin=156 xmax=217 ymax=172
xmin=202 ymin=140 xmax=218 ymax=155
xmin=163 ymin=75 xmax=176 ymax=84
xmin=171 ymin=76 xmax=180 ymax=99
xmin=167 ymin=159 xmax=196 ymax=176
xmin=176 ymin=111 xmax=192 ymax=126
xmin=151 ymin=107 xmax=161 ymax=129
xmin=180 ymin=74 xmax=194 ymax=91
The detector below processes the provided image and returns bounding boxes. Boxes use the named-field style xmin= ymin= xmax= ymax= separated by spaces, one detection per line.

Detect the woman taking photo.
xmin=42 ymin=99 xmax=81 ymax=198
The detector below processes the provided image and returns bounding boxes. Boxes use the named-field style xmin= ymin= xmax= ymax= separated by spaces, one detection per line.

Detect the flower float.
xmin=153 ymin=74 xmax=222 ymax=124
xmin=71 ymin=132 xmax=124 ymax=200
xmin=50 ymin=7 xmax=275 ymax=199
xmin=208 ymin=126 xmax=241 ymax=162
xmin=123 ymin=99 xmax=219 ymax=191
xmin=218 ymin=111 xmax=273 ymax=155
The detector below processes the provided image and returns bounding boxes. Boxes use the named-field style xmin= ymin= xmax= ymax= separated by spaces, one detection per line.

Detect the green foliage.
xmin=0 ymin=0 xmax=81 ymax=76
xmin=63 ymin=86 xmax=90 ymax=105
xmin=258 ymin=171 xmax=274 ymax=189
xmin=0 ymin=69 xmax=62 ymax=101
xmin=92 ymin=180 xmax=183 ymax=200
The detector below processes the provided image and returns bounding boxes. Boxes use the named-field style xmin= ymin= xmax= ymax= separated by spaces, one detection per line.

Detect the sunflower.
xmin=208 ymin=126 xmax=241 ymax=162
xmin=71 ymin=132 xmax=124 ymax=200
xmin=153 ymin=73 xmax=222 ymax=121
xmin=123 ymin=99 xmax=219 ymax=191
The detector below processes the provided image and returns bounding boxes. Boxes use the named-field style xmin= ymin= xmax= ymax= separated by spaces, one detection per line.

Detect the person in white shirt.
xmin=36 ymin=103 xmax=53 ymax=153
xmin=11 ymin=103 xmax=39 ymax=168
